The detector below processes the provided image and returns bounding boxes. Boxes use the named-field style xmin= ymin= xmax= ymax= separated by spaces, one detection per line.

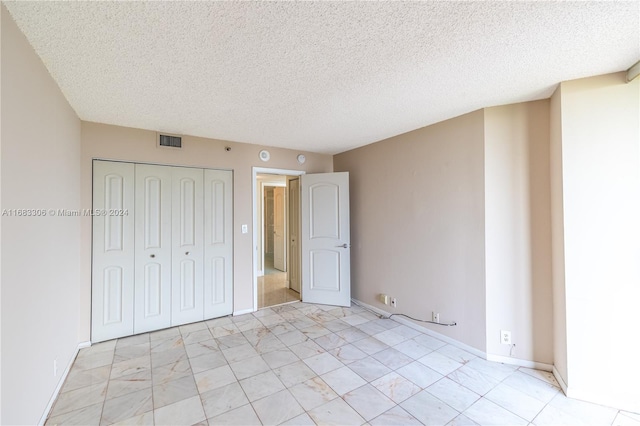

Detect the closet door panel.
xmin=171 ymin=167 xmax=204 ymax=326
xmin=204 ymin=169 xmax=233 ymax=319
xmin=92 ymin=160 xmax=135 ymax=342
xmin=134 ymin=164 xmax=172 ymax=333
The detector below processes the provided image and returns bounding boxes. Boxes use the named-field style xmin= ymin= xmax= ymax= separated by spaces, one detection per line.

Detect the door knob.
xmin=185 ymin=251 xmax=190 ymax=255
xmin=336 ymin=243 xmax=350 ymax=248
xmin=150 ymin=254 xmax=155 ymax=258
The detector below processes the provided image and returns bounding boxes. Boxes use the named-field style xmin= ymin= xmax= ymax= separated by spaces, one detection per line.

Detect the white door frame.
xmin=252 ymin=167 xmax=305 ymax=312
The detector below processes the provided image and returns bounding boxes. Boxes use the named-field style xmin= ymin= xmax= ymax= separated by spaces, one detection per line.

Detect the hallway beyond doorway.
xmin=258 ymin=254 xmax=299 ymax=309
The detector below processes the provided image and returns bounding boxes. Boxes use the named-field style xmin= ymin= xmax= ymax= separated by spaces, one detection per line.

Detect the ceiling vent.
xmin=157 ymin=133 xmax=182 ymax=148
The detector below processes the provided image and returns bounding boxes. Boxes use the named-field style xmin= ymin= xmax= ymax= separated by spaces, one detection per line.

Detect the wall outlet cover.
xmin=501 ymin=330 xmax=512 ymax=345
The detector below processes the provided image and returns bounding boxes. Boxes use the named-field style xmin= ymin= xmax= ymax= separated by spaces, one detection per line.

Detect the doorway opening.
xmin=253 ymin=168 xmax=305 ymax=311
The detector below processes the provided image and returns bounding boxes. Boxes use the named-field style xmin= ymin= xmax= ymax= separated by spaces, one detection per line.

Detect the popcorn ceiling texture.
xmin=4 ymin=1 xmax=639 ymax=154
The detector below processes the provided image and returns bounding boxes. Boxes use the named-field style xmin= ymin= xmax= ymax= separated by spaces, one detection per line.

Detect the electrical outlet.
xmin=53 ymin=359 xmax=58 ymax=377
xmin=432 ymin=312 xmax=440 ymax=323
xmin=501 ymin=330 xmax=512 ymax=345
xmin=390 ymin=298 xmax=397 ymax=308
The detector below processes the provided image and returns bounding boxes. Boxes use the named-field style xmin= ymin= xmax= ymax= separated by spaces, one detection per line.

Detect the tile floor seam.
xmin=179 ymin=332 xmax=204 ymax=423
xmin=227 ymin=354 xmax=255 ymax=423
xmin=475 ymin=364 xmax=529 ymax=422
xmin=148 ymin=339 xmax=159 ymax=423
xmin=492 ymin=376 xmax=556 ymax=423
xmin=97 ymin=346 xmax=115 ymax=425
xmin=483 ymin=394 xmax=532 ymax=424
xmin=530 ymin=397 xmax=556 ymax=426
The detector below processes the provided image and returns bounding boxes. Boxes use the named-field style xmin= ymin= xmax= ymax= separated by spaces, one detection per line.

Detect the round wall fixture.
xmin=259 ymin=150 xmax=270 ymax=162
xmin=297 ymin=154 xmax=306 ymax=164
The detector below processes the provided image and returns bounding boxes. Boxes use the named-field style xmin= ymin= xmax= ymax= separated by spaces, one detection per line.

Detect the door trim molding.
xmin=252 ymin=167 xmax=305 ymax=312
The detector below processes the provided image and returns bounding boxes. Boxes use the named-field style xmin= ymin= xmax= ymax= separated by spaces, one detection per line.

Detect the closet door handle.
xmin=150 ymin=254 xmax=155 ymax=258
xmin=185 ymin=251 xmax=190 ymax=255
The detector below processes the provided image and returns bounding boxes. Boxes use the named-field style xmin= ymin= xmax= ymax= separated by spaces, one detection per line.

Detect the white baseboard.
xmin=39 ymin=341 xmax=90 ymax=425
xmin=553 ymin=366 xmax=568 ymax=394
xmin=352 ymin=298 xmax=552 ymax=371
xmin=233 ymin=308 xmax=254 ymax=316
xmin=352 ymin=298 xmax=485 ymax=359
xmin=487 ymin=354 xmax=553 ymax=372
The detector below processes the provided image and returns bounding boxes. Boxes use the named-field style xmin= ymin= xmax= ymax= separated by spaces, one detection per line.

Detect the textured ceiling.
xmin=4 ymin=1 xmax=639 ymax=154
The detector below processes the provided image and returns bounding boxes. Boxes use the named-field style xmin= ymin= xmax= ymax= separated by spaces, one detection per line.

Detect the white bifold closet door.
xmin=92 ymin=160 xmax=233 ymax=342
xmin=171 ymin=167 xmax=204 ymax=327
xmin=92 ymin=161 xmax=136 ymax=342
xmin=134 ymin=164 xmax=172 ymax=334
xmin=203 ymin=169 xmax=234 ymax=319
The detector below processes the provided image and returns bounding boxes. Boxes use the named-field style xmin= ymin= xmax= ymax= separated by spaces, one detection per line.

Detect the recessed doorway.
xmin=254 ymin=169 xmax=304 ymax=310
xmin=253 ymin=168 xmax=351 ymax=312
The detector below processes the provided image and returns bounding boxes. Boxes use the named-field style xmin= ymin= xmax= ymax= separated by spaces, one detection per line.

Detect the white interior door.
xmin=171 ymin=167 xmax=204 ymax=326
xmin=203 ymin=169 xmax=233 ymax=319
xmin=134 ymin=164 xmax=172 ymax=334
xmin=301 ymin=172 xmax=351 ymax=307
xmin=273 ymin=187 xmax=286 ymax=271
xmin=92 ymin=161 xmax=135 ymax=342
xmin=288 ymin=178 xmax=301 ymax=293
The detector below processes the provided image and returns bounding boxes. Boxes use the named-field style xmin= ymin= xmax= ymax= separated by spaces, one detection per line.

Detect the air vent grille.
xmin=158 ymin=134 xmax=182 ymax=148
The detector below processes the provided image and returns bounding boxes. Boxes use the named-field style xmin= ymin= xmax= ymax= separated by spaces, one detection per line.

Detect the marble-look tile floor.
xmin=46 ymin=302 xmax=639 ymax=425
xmin=258 ymin=271 xmax=300 ymax=309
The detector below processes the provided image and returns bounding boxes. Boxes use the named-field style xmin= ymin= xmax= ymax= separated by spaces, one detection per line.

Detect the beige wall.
xmin=1 ymin=6 xmax=83 ymax=424
xmin=335 ymin=103 xmax=556 ymax=364
xmin=334 ymin=111 xmax=488 ymax=351
xmin=79 ymin=122 xmax=333 ymax=340
xmin=549 ymin=86 xmax=568 ymax=385
xmin=554 ymin=72 xmax=640 ymax=412
xmin=484 ymin=101 xmax=553 ymax=364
